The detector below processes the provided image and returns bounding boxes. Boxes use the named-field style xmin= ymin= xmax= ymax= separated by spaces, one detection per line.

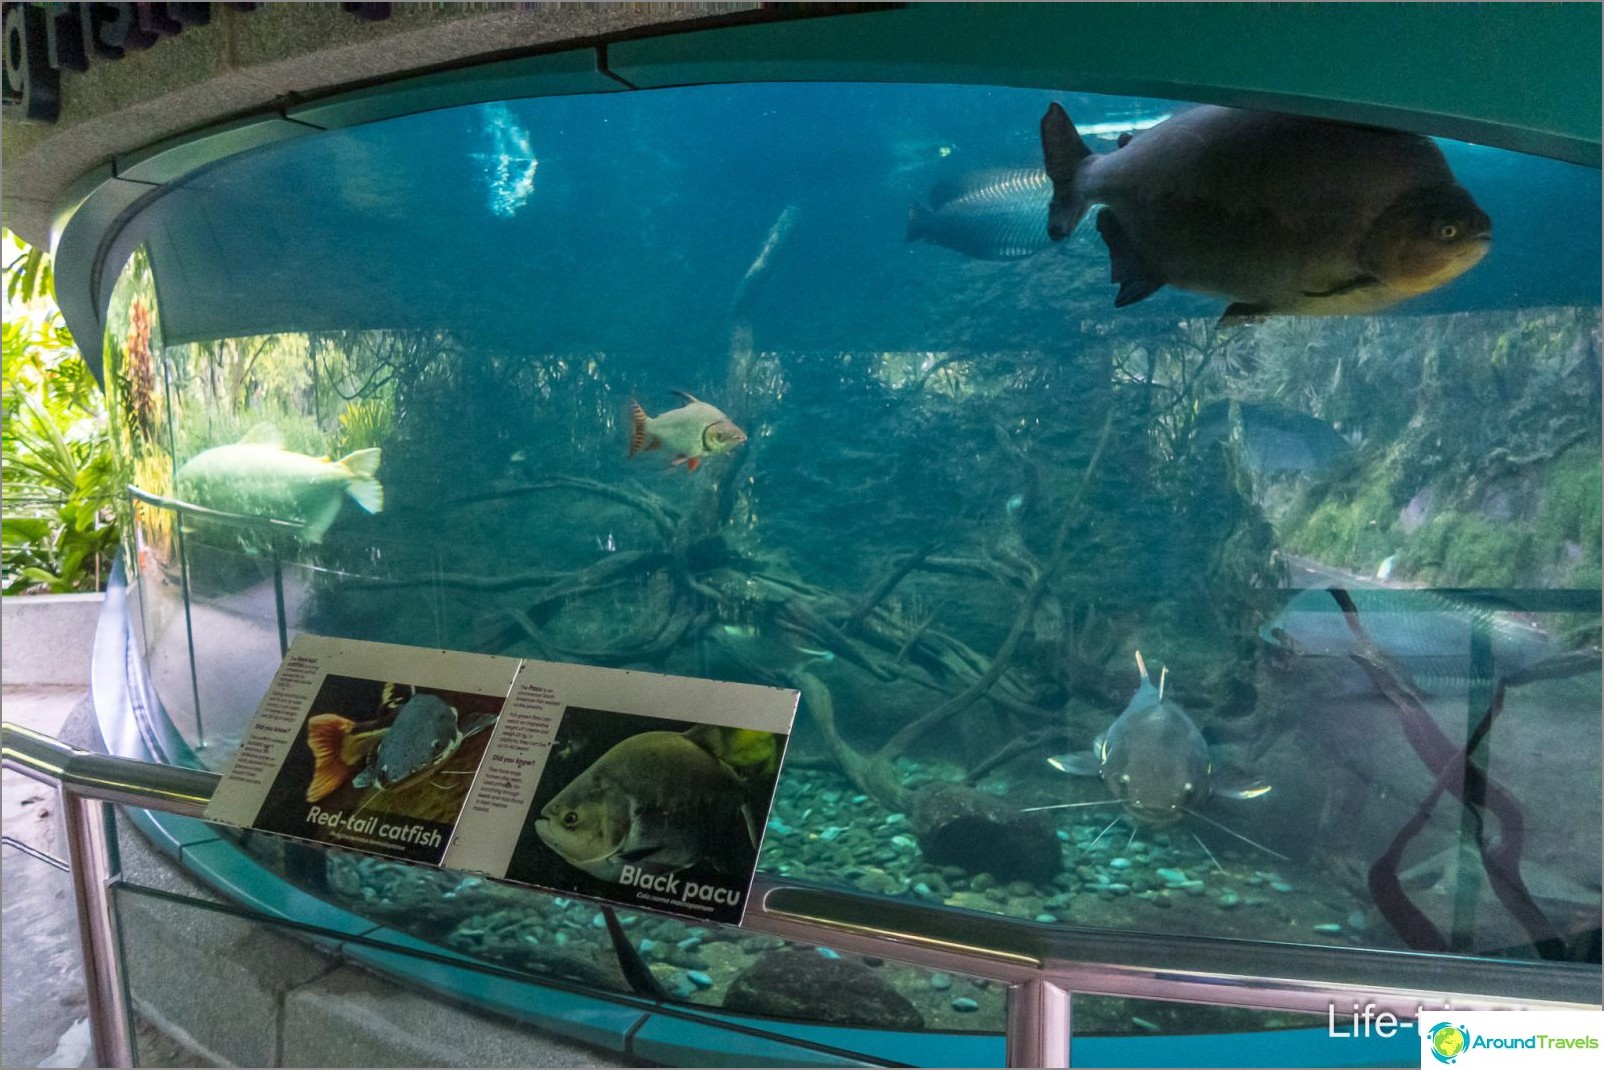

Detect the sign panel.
xmin=205 ymin=634 xmax=798 ymax=923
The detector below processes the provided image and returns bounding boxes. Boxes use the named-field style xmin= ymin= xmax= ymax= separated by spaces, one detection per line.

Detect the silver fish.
xmin=906 ymin=168 xmax=1055 ymax=261
xmin=627 ymin=391 xmax=747 ymax=474
xmin=1261 ymin=587 xmax=1556 ymax=697
xmin=1040 ymin=103 xmax=1492 ymax=322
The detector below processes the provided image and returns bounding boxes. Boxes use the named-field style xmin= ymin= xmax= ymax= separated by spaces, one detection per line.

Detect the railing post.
xmin=1006 ymin=975 xmax=1071 ymax=1068
xmin=62 ymin=790 xmax=134 ymax=1068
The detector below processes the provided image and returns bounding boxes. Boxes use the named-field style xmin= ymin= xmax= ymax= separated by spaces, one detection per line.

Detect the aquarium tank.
xmin=90 ymin=71 xmax=1599 ymax=1054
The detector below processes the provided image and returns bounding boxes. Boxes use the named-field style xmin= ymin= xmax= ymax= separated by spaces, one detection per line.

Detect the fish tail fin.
xmin=339 ymin=448 xmax=384 ymax=514
xmin=906 ymin=201 xmax=932 ymax=243
xmin=628 ymin=399 xmax=653 ymax=457
xmin=305 ymin=714 xmax=357 ymax=802
xmin=1041 ymin=102 xmax=1093 ymax=241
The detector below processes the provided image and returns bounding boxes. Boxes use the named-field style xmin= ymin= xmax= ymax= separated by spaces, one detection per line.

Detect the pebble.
xmin=1109 ymin=857 xmax=1132 ymax=870
xmin=817 ymin=947 xmax=840 ymax=960
xmin=1346 ymin=910 xmax=1368 ymax=931
xmin=1149 ymin=893 xmax=1172 ymax=909
xmin=863 ymin=957 xmax=884 ymax=967
xmin=851 ymin=794 xmax=868 ymax=804
xmin=1270 ymin=880 xmax=1294 ymax=894
xmin=1155 ymin=867 xmax=1188 ymax=884
xmin=686 ymin=970 xmax=713 ymax=989
xmin=1313 ymin=923 xmax=1344 ymax=935
xmin=1034 ymin=913 xmax=1057 ymax=923
xmin=638 ymin=939 xmax=658 ymax=954
xmin=1007 ymin=881 xmax=1036 ymax=897
xmin=1217 ymin=892 xmax=1240 ymax=909
xmin=914 ymin=882 xmax=933 ymax=897
xmin=886 ymin=813 xmax=907 ymax=825
xmin=891 ymin=835 xmax=917 ymax=849
xmin=929 ymin=972 xmax=953 ymax=991
xmin=591 ymin=913 xmax=606 ymax=929
xmin=1107 ymin=883 xmax=1130 ymax=896
xmin=676 ymin=935 xmax=703 ymax=951
xmin=951 ymin=997 xmax=980 ymax=1013
xmin=1056 ymin=829 xmax=1070 ymax=842
xmin=819 ymin=826 xmax=846 ymax=842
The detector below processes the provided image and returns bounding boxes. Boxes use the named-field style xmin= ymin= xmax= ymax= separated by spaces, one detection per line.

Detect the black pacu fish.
xmin=1040 ymin=103 xmax=1493 ymax=322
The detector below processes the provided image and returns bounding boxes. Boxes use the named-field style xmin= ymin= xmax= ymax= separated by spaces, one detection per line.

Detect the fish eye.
xmin=1434 ymin=222 xmax=1459 ymax=241
xmin=1119 ymin=773 xmax=1131 ymax=784
xmin=562 ymin=810 xmax=579 ymax=828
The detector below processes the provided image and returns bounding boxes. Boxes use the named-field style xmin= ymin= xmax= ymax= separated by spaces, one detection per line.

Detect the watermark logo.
xmin=1415 ymin=1011 xmax=1603 ymax=1068
xmin=1427 ymin=1023 xmax=1470 ymax=1064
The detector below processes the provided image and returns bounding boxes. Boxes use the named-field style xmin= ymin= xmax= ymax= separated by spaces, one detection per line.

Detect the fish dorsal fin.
xmin=927 ymin=168 xmax=1046 ymax=209
xmin=682 ymin=723 xmax=722 ymax=753
xmin=239 ymin=423 xmax=285 ymax=447
xmin=671 ymin=389 xmax=701 ymax=405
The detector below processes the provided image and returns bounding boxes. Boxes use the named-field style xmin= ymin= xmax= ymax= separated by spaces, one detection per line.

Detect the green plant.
xmin=2 ymin=235 xmax=120 ymax=594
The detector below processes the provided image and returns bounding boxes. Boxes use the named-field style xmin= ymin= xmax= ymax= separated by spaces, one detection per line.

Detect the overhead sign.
xmin=2 ymin=3 xmax=393 ymax=124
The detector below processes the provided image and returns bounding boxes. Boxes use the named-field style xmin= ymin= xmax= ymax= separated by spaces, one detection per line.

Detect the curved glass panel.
xmin=102 ymin=79 xmax=1600 ymax=1014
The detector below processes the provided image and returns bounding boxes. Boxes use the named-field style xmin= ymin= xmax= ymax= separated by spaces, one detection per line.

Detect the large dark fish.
xmin=1045 ymin=652 xmax=1269 ymax=826
xmin=534 ymin=725 xmax=759 ymax=882
xmin=906 ymin=168 xmax=1056 ymax=261
xmin=1040 ymin=103 xmax=1492 ymax=322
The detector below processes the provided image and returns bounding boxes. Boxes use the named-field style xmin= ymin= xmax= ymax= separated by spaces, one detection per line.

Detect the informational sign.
xmin=206 ymin=635 xmax=798 ymax=924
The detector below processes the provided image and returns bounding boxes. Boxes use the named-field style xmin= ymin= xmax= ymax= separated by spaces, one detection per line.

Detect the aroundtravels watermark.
xmin=1327 ymin=1005 xmax=1603 ymax=1067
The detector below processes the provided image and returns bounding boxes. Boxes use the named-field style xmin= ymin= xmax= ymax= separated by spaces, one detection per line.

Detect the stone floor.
xmin=3 ymin=686 xmax=94 ymax=1068
xmin=2 ymin=687 xmax=206 ymax=1069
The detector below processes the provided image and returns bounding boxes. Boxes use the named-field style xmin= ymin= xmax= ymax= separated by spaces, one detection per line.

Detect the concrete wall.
xmin=1 ymin=592 xmax=104 ymax=686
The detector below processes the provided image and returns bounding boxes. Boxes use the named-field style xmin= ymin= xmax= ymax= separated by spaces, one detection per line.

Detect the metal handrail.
xmin=5 ymin=721 xmax=1599 ymax=1068
xmin=3 ymin=722 xmax=217 ymax=812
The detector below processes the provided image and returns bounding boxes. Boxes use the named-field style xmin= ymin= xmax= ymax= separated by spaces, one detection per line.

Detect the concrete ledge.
xmin=280 ymin=965 xmax=616 ymax=1068
xmin=2 ymin=593 xmax=104 ymax=686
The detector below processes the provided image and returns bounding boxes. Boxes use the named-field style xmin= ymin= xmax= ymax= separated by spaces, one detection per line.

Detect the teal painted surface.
xmin=117 ymin=115 xmax=322 ymax=186
xmin=1070 ymin=1024 xmax=1418 ymax=1068
xmin=609 ymin=3 xmax=1600 ymax=164
xmin=289 ymin=48 xmax=623 ymax=131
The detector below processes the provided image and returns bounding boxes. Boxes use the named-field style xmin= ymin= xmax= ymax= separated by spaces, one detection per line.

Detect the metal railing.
xmin=4 ymin=721 xmax=1599 ymax=1069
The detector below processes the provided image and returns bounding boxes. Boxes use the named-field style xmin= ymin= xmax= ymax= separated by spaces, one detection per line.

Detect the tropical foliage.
xmin=2 ymin=231 xmax=120 ymax=594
